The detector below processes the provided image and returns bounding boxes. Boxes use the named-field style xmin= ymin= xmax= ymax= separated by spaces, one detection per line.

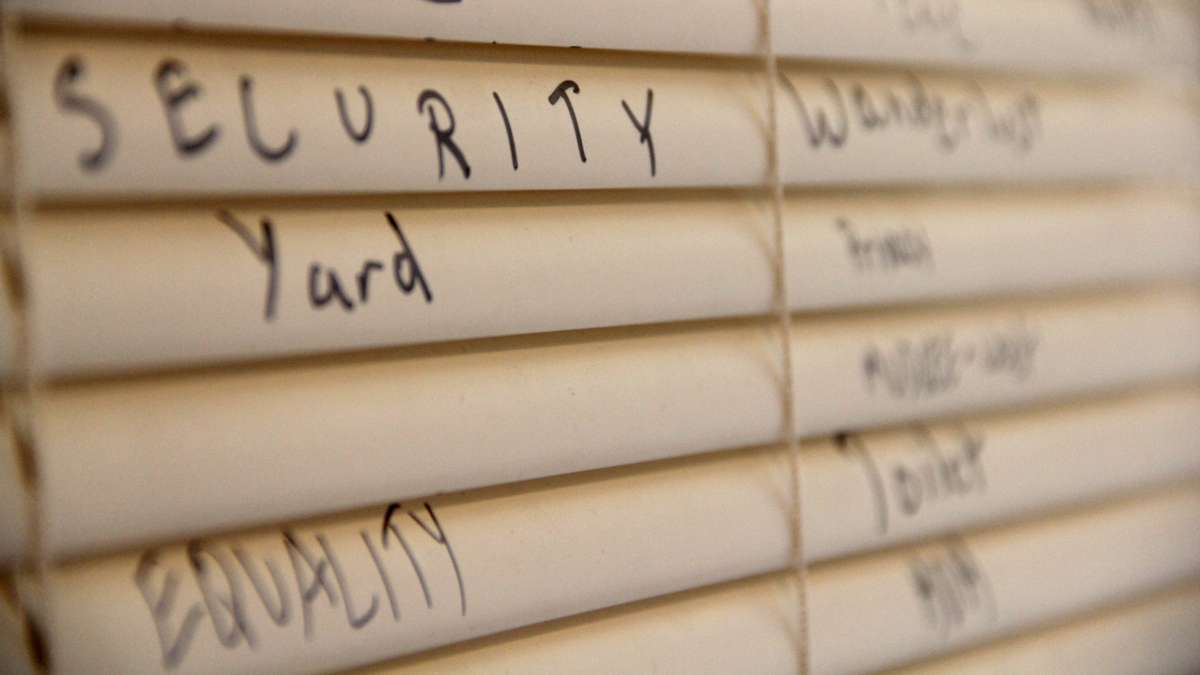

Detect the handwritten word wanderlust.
xmin=134 ymin=503 xmax=465 ymax=669
xmin=780 ymin=73 xmax=1040 ymax=155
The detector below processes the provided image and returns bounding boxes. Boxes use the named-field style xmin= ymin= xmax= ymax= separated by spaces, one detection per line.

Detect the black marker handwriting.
xmin=154 ymin=58 xmax=220 ymax=156
xmin=621 ymin=89 xmax=656 ymax=176
xmin=492 ymin=91 xmax=518 ymax=170
xmin=335 ymin=85 xmax=374 ymax=143
xmin=216 ymin=210 xmax=279 ymax=321
xmin=781 ymin=73 xmax=1040 ymax=154
xmin=239 ymin=75 xmax=298 ymax=162
xmin=131 ymin=502 xmax=465 ymax=669
xmin=53 ymin=56 xmax=117 ymax=171
xmin=549 ymin=79 xmax=587 ymax=163
xmin=417 ymin=89 xmax=471 ymax=179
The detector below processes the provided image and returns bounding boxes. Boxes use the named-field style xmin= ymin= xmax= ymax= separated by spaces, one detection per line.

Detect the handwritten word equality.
xmin=134 ymin=503 xmax=464 ymax=669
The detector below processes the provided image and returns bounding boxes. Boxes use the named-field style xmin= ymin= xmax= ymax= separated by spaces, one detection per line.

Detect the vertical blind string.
xmin=756 ymin=1 xmax=810 ymax=673
xmin=2 ymin=10 xmax=50 ymax=673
